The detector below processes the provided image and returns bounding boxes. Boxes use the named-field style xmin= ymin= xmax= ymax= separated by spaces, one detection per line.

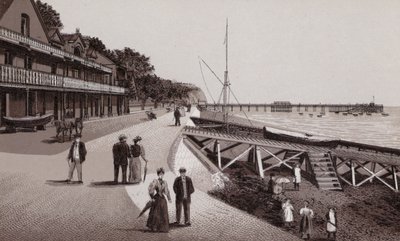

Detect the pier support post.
xmin=393 ymin=166 xmax=398 ymax=192
xmin=217 ymin=140 xmax=222 ymax=170
xmin=351 ymin=160 xmax=356 ymax=186
xmin=256 ymin=146 xmax=264 ymax=178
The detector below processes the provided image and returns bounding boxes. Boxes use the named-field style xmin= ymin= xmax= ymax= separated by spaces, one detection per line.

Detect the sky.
xmin=44 ymin=0 xmax=400 ymax=106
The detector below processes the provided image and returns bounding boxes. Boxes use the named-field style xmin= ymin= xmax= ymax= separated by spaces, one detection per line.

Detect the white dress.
xmin=327 ymin=210 xmax=337 ymax=232
xmin=282 ymin=202 xmax=294 ymax=222
xmin=294 ymin=167 xmax=301 ymax=183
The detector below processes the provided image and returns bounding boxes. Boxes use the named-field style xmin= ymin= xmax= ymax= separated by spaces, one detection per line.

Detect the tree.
xmin=36 ymin=0 xmax=63 ymax=30
xmin=87 ymin=37 xmax=106 ymax=53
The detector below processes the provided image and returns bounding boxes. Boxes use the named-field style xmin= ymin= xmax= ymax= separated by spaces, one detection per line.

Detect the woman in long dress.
xmin=147 ymin=167 xmax=172 ymax=232
xmin=129 ymin=136 xmax=146 ymax=183
xmin=299 ymin=201 xmax=314 ymax=240
xmin=326 ymin=207 xmax=337 ymax=240
xmin=282 ymin=199 xmax=294 ymax=228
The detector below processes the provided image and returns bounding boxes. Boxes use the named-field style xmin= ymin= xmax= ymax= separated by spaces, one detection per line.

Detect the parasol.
xmin=137 ymin=200 xmax=153 ymax=218
xmin=275 ymin=176 xmax=291 ymax=184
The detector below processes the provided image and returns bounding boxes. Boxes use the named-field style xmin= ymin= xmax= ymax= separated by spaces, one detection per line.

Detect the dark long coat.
xmin=173 ymin=176 xmax=195 ymax=202
xmin=112 ymin=141 xmax=131 ymax=165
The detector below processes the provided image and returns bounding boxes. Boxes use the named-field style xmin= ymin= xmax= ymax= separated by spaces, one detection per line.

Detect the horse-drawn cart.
xmin=2 ymin=114 xmax=54 ymax=132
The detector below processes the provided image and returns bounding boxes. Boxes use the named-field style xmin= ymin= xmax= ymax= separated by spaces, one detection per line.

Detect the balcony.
xmin=0 ymin=65 xmax=125 ymax=94
xmin=0 ymin=26 xmax=112 ymax=73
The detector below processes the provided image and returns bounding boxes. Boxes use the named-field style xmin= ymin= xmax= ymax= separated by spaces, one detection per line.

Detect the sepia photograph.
xmin=0 ymin=0 xmax=399 ymax=240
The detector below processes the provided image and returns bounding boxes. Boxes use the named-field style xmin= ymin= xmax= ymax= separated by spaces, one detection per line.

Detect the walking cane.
xmin=143 ymin=158 xmax=148 ymax=182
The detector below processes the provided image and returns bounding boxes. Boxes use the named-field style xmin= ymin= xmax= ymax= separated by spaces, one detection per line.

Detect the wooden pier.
xmin=199 ymin=102 xmax=384 ymax=113
xmin=182 ymin=123 xmax=400 ymax=192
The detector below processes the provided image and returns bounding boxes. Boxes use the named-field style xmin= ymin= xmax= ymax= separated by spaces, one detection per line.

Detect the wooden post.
xmin=256 ymin=146 xmax=264 ymax=178
xmin=351 ymin=160 xmax=356 ymax=186
xmin=217 ymin=140 xmax=222 ymax=170
xmin=370 ymin=162 xmax=376 ymax=183
xmin=393 ymin=166 xmax=398 ymax=192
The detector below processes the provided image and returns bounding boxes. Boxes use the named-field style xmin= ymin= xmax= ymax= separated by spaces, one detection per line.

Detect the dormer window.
xmin=21 ymin=14 xmax=30 ymax=37
xmin=74 ymin=47 xmax=81 ymax=57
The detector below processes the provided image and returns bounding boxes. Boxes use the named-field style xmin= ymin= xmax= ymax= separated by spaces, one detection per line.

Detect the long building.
xmin=0 ymin=0 xmax=130 ymax=126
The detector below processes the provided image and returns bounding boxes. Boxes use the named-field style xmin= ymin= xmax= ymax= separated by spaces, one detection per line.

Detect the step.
xmin=310 ymin=158 xmax=331 ymax=162
xmin=316 ymin=177 xmax=340 ymax=182
xmin=318 ymin=182 xmax=341 ymax=188
xmin=308 ymin=153 xmax=329 ymax=158
xmin=320 ymin=186 xmax=343 ymax=191
xmin=314 ymin=171 xmax=337 ymax=177
xmin=312 ymin=163 xmax=333 ymax=167
xmin=313 ymin=166 xmax=335 ymax=172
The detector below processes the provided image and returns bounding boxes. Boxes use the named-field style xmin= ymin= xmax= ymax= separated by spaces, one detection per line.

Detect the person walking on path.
xmin=129 ymin=136 xmax=147 ymax=183
xmin=173 ymin=167 xmax=195 ymax=226
xmin=282 ymin=199 xmax=294 ymax=228
xmin=147 ymin=168 xmax=172 ymax=232
xmin=174 ymin=107 xmax=181 ymax=126
xmin=326 ymin=207 xmax=338 ymax=240
xmin=299 ymin=201 xmax=314 ymax=240
xmin=66 ymin=134 xmax=87 ymax=184
xmin=112 ymin=134 xmax=131 ymax=184
xmin=293 ymin=163 xmax=301 ymax=190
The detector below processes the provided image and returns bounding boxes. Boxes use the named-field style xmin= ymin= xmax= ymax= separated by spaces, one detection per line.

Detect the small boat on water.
xmin=299 ymin=113 xmax=304 ymax=115
xmin=317 ymin=114 xmax=323 ymax=118
xmin=382 ymin=113 xmax=389 ymax=117
xmin=309 ymin=114 xmax=313 ymax=117
xmin=342 ymin=112 xmax=348 ymax=116
xmin=353 ymin=113 xmax=358 ymax=117
xmin=359 ymin=112 xmax=364 ymax=116
xmin=334 ymin=111 xmax=340 ymax=114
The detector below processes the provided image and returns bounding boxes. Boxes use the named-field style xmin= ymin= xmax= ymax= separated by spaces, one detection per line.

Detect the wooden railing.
xmin=0 ymin=26 xmax=112 ymax=73
xmin=0 ymin=65 xmax=125 ymax=94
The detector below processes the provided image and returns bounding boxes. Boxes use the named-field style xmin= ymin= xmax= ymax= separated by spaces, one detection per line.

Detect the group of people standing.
xmin=112 ymin=134 xmax=146 ymax=184
xmin=146 ymin=167 xmax=195 ymax=232
xmin=281 ymin=199 xmax=338 ymax=240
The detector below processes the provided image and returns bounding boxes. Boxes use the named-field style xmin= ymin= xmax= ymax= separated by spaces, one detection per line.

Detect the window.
xmin=21 ymin=14 xmax=30 ymax=37
xmin=51 ymin=64 xmax=57 ymax=74
xmin=4 ymin=52 xmax=13 ymax=65
xmin=24 ymin=55 xmax=32 ymax=69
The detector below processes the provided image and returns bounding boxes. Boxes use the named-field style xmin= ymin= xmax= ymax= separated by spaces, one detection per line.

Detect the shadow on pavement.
xmin=89 ymin=181 xmax=141 ymax=187
xmin=45 ymin=180 xmax=84 ymax=186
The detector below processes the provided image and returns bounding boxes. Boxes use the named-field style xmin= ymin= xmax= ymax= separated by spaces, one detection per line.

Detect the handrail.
xmin=0 ymin=26 xmax=112 ymax=73
xmin=0 ymin=64 xmax=125 ymax=94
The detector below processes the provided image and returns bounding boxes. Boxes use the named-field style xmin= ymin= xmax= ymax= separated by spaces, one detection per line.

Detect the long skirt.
xmin=146 ymin=194 xmax=169 ymax=232
xmin=300 ymin=215 xmax=313 ymax=235
xmin=128 ymin=157 xmax=141 ymax=183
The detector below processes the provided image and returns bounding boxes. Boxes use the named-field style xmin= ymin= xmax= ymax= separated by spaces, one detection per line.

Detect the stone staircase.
xmin=308 ymin=152 xmax=342 ymax=191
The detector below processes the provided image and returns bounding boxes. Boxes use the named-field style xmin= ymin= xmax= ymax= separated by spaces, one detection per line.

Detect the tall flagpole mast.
xmin=223 ymin=19 xmax=229 ymax=124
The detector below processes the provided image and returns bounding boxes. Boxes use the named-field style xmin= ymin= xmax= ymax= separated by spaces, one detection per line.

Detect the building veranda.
xmin=0 ymin=0 xmax=130 ymax=126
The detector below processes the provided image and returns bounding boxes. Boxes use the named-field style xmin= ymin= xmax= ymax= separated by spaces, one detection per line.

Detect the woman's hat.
xmin=157 ymin=167 xmax=165 ymax=175
xmin=133 ymin=136 xmax=142 ymax=142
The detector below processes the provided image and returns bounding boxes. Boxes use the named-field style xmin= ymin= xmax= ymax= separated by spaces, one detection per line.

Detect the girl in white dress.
xmin=326 ymin=207 xmax=337 ymax=240
xmin=282 ymin=199 xmax=294 ymax=228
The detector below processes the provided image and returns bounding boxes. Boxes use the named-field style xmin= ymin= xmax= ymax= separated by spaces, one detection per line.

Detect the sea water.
xmin=237 ymin=106 xmax=400 ymax=149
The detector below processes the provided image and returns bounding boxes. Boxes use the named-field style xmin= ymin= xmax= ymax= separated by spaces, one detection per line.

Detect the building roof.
xmin=0 ymin=0 xmax=14 ymax=20
xmin=61 ymin=32 xmax=87 ymax=48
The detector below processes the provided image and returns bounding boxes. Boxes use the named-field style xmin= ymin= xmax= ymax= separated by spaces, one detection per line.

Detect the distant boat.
xmin=342 ymin=112 xmax=348 ymax=116
xmin=299 ymin=112 xmax=304 ymax=115
xmin=309 ymin=114 xmax=313 ymax=117
xmin=359 ymin=112 xmax=364 ymax=115
xmin=366 ymin=113 xmax=372 ymax=116
xmin=317 ymin=114 xmax=323 ymax=118
xmin=382 ymin=113 xmax=389 ymax=117
xmin=334 ymin=111 xmax=340 ymax=114
xmin=353 ymin=113 xmax=358 ymax=117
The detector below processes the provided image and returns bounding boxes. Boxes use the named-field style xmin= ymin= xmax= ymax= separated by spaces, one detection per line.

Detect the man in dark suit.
xmin=112 ymin=134 xmax=131 ymax=184
xmin=173 ymin=167 xmax=195 ymax=226
xmin=66 ymin=134 xmax=87 ymax=184
xmin=174 ymin=107 xmax=181 ymax=126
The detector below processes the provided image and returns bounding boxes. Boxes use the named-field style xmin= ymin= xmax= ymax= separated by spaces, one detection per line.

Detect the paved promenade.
xmin=0 ymin=110 xmax=300 ymax=241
